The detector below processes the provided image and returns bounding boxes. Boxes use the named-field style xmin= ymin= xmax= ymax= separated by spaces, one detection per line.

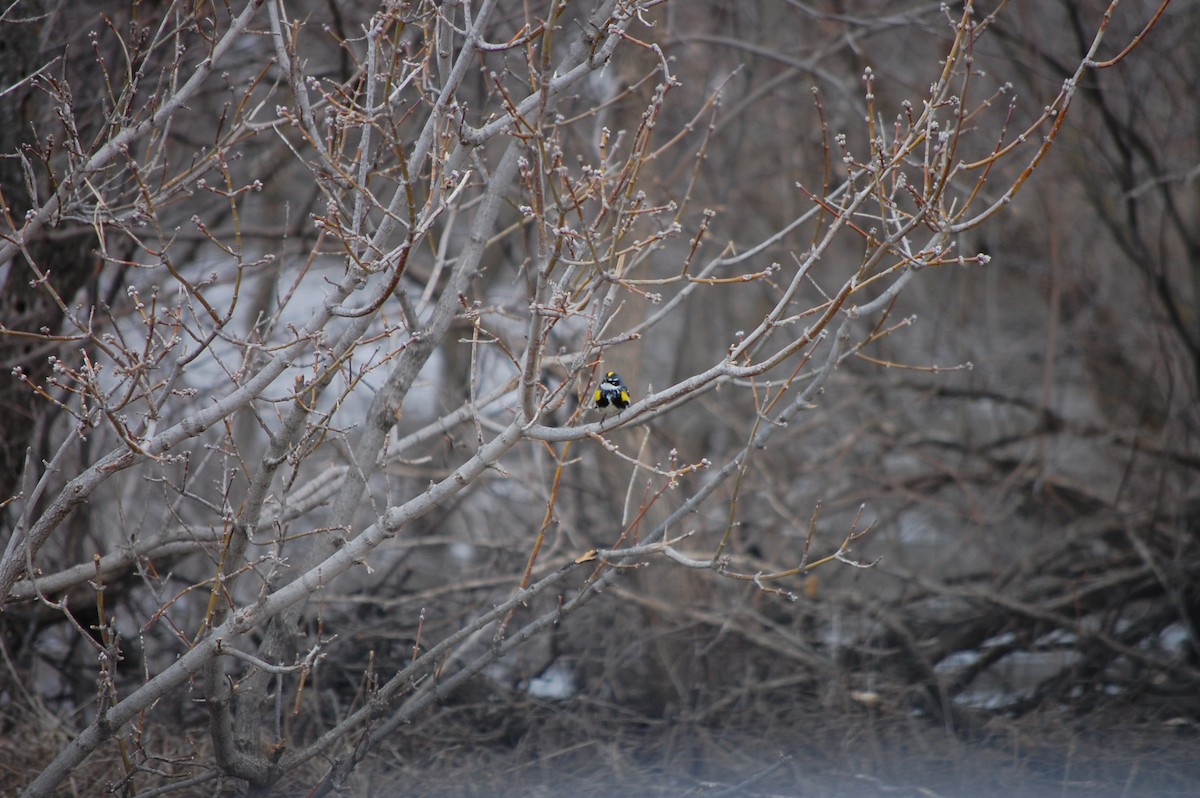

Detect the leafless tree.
xmin=1 ymin=1 xmax=1186 ymax=795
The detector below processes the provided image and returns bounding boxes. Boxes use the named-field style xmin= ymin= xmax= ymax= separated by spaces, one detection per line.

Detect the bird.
xmin=593 ymin=371 xmax=631 ymax=417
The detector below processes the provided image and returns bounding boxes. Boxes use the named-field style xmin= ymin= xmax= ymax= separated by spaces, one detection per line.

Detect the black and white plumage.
xmin=593 ymin=371 xmax=631 ymax=416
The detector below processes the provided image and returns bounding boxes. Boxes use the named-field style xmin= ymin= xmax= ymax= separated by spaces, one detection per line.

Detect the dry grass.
xmin=7 ymin=674 xmax=1198 ymax=797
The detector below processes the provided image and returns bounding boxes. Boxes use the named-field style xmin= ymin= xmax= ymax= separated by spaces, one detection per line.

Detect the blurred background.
xmin=2 ymin=1 xmax=1198 ymax=795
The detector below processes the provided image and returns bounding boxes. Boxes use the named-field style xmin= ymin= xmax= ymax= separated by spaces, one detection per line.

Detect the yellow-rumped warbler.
xmin=593 ymin=371 xmax=631 ymax=416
